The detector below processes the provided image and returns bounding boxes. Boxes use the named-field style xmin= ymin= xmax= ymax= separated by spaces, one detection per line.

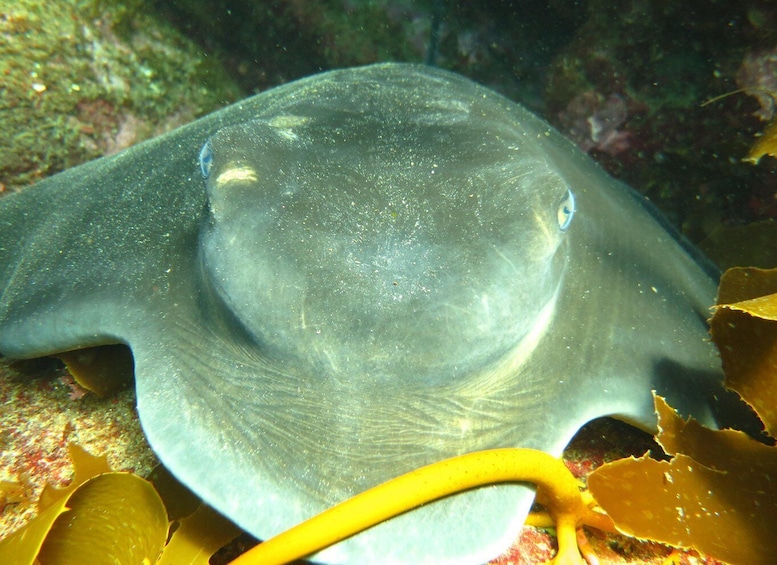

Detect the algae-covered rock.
xmin=0 ymin=0 xmax=241 ymax=190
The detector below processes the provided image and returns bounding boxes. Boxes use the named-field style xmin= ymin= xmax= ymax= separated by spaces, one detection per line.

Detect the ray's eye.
xmin=557 ymin=189 xmax=575 ymax=231
xmin=199 ymin=140 xmax=214 ymax=179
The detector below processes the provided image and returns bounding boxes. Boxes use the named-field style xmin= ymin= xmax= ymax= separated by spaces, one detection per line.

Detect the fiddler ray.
xmin=0 ymin=63 xmax=739 ymax=563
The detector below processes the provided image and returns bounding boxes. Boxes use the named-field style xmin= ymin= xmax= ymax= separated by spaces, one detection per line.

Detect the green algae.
xmin=0 ymin=0 xmax=242 ymax=191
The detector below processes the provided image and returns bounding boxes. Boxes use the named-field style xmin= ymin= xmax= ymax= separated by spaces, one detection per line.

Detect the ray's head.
xmin=197 ymin=94 xmax=576 ymax=384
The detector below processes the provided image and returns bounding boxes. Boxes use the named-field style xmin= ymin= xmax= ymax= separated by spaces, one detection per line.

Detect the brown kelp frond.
xmin=0 ymin=443 xmax=241 ymax=565
xmin=588 ymin=266 xmax=777 ymax=563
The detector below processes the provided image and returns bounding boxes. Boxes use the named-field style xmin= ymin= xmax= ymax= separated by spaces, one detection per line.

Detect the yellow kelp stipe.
xmin=231 ymin=448 xmax=614 ymax=565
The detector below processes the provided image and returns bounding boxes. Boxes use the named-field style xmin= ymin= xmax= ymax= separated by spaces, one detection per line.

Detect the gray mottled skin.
xmin=0 ymin=64 xmax=730 ymax=563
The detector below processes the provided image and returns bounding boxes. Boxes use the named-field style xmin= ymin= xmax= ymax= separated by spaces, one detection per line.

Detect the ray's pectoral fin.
xmin=126 ymin=300 xmax=545 ymax=564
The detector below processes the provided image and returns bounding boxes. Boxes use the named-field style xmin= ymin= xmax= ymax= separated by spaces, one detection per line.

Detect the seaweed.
xmin=0 ymin=443 xmax=240 ymax=565
xmin=588 ymin=266 xmax=777 ymax=563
